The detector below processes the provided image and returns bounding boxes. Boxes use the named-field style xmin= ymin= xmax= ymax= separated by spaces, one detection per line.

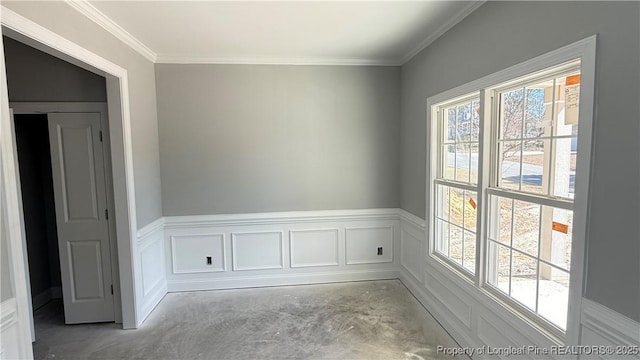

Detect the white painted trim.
xmin=64 ymin=0 xmax=157 ymax=63
xmin=139 ymin=234 xmax=165 ymax=295
xmin=401 ymin=256 xmax=570 ymax=354
xmin=136 ymin=278 xmax=166 ymax=328
xmin=1 ymin=6 xmax=139 ymax=329
xmin=167 ymin=269 xmax=400 ymax=292
xmin=398 ymin=211 xmax=427 ymax=286
xmin=0 ymin=13 xmax=35 ymax=357
xmin=135 ymin=217 xmax=166 ymax=327
xmin=344 ymin=226 xmax=394 ymax=265
xmin=9 ymin=102 xmax=108 ymax=114
xmin=6 ymin=107 xmax=35 ymax=341
xmin=136 ymin=217 xmax=164 ymax=241
xmin=399 ymin=270 xmax=480 ymax=350
xmin=163 ymin=209 xmax=400 ymax=295
xmin=164 ymin=208 xmax=400 ymax=228
xmin=0 ymin=299 xmax=18 ymax=331
xmin=231 ymin=231 xmax=284 ymax=271
xmin=155 ymin=55 xmax=400 ymax=66
xmin=398 ymin=209 xmax=426 ymax=229
xmin=399 ymin=229 xmax=422 ymax=281
xmin=399 ymin=1 xmax=485 ymax=65
xmin=170 ymin=234 xmax=226 ymax=274
xmin=289 ymin=228 xmax=340 ymax=268
xmin=581 ymin=299 xmax=640 ymax=347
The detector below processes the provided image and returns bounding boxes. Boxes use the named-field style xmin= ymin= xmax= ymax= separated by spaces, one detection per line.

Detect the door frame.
xmin=1 ymin=7 xmax=139 ymax=331
xmin=11 ymin=103 xmax=123 ymax=331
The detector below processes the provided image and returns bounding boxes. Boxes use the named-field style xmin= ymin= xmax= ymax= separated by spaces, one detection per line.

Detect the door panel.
xmin=58 ymin=125 xmax=99 ymax=222
xmin=67 ymin=240 xmax=105 ymax=300
xmin=48 ymin=113 xmax=114 ymax=324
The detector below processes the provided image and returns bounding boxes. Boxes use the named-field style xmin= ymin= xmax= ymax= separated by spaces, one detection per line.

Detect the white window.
xmin=485 ymin=64 xmax=580 ymax=332
xmin=433 ymin=95 xmax=480 ymax=275
xmin=428 ymin=38 xmax=595 ymax=342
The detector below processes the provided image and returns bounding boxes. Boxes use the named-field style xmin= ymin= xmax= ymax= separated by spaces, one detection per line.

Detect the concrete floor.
xmin=33 ymin=280 xmax=463 ymax=360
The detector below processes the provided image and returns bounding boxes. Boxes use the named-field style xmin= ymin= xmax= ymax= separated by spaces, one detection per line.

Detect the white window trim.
xmin=426 ymin=36 xmax=596 ymax=346
xmin=431 ymin=92 xmax=481 ymax=277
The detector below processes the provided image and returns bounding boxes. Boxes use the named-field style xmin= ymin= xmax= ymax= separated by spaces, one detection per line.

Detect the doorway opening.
xmin=14 ymin=114 xmax=62 ymax=316
xmin=3 ymin=33 xmax=122 ymax=347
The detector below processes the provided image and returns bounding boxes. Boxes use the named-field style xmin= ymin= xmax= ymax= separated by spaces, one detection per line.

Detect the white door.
xmin=48 ymin=113 xmax=115 ymax=324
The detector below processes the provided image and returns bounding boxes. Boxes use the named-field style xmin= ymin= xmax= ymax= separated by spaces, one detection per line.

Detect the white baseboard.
xmin=167 ymin=268 xmax=399 ymax=292
xmin=136 ymin=280 xmax=167 ymax=328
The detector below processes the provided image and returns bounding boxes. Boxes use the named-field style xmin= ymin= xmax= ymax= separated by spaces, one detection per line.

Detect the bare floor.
xmin=33 ymin=280 xmax=462 ymax=360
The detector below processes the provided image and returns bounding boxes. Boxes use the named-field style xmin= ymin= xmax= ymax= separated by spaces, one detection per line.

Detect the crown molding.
xmin=63 ymin=0 xmax=483 ymax=67
xmin=155 ymin=55 xmax=401 ymax=66
xmin=64 ymin=0 xmax=157 ymax=63
xmin=399 ymin=0 xmax=485 ymax=65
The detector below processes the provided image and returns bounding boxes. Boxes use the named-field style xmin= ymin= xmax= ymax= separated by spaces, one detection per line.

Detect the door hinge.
xmin=105 ymin=209 xmax=109 ymax=220
xmin=99 ymin=131 xmax=103 ymax=142
xmin=110 ymin=284 xmax=114 ymax=295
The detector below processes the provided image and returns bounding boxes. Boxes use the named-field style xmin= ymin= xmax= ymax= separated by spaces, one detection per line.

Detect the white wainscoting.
xmin=171 ymin=234 xmax=225 ymax=273
xmin=345 ymin=226 xmax=393 ymax=265
xmin=135 ymin=218 xmax=167 ymax=327
xmin=0 ymin=298 xmax=24 ymax=360
xmin=163 ymin=209 xmax=400 ymax=292
xmin=290 ymin=229 xmax=339 ymax=268
xmin=398 ymin=210 xmax=640 ymax=360
xmin=579 ymin=299 xmax=640 ymax=359
xmin=232 ymin=231 xmax=284 ymax=271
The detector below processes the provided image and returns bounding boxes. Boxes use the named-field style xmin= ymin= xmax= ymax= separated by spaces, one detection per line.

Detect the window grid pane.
xmin=434 ymin=96 xmax=480 ymax=276
xmin=486 ymin=193 xmax=573 ymax=330
xmin=496 ymin=73 xmax=580 ymax=201
xmin=438 ymin=99 xmax=480 ymax=186
xmin=434 ymin=183 xmax=478 ymax=275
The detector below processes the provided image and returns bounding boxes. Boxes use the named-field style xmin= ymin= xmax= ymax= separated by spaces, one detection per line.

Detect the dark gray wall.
xmin=14 ymin=116 xmax=61 ymax=299
xmin=400 ymin=1 xmax=640 ymax=321
xmin=156 ymin=64 xmax=400 ymax=215
xmin=3 ymin=36 xmax=106 ymax=102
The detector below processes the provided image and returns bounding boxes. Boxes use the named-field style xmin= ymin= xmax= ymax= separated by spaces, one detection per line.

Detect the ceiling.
xmin=75 ymin=1 xmax=483 ymax=65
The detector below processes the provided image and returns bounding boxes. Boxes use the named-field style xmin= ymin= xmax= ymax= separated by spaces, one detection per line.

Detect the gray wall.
xmin=4 ymin=1 xmax=163 ymax=229
xmin=400 ymin=1 xmax=640 ymax=321
xmin=3 ymin=36 xmax=106 ymax=102
xmin=156 ymin=65 xmax=400 ymax=215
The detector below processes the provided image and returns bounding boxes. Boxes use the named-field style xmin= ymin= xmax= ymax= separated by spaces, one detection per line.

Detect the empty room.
xmin=0 ymin=1 xmax=638 ymax=359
